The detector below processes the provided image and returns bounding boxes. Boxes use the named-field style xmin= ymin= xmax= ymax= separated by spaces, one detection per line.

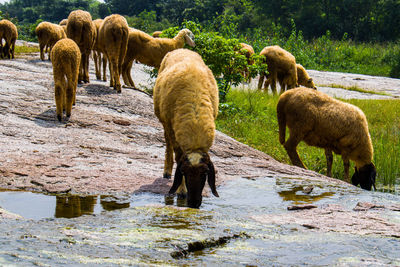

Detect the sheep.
xmin=97 ymin=14 xmax=129 ymax=93
xmin=59 ymin=19 xmax=68 ymax=26
xmin=257 ymin=45 xmax=297 ymax=94
xmin=153 ymin=48 xmax=219 ymax=208
xmin=238 ymin=42 xmax=255 ymax=82
xmin=122 ymin=28 xmax=195 ymax=88
xmin=296 ymin=64 xmax=316 ymax=89
xmin=277 ymin=87 xmax=376 ymax=190
xmin=50 ymin=38 xmax=81 ymax=122
xmin=35 ymin=21 xmax=66 ymax=61
xmin=152 ymin=31 xmax=162 ymax=38
xmin=0 ymin=19 xmax=18 ymax=59
xmin=66 ymin=9 xmax=96 ymax=84
xmin=92 ymin=18 xmax=106 ymax=81
xmin=269 ymin=63 xmax=317 ymax=90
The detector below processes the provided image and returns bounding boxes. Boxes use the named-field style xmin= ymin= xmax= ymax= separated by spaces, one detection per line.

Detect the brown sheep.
xmin=153 ymin=48 xmax=219 ymax=208
xmin=0 ymin=19 xmax=18 ymax=59
xmin=277 ymin=87 xmax=376 ymax=190
xmin=98 ymin=14 xmax=129 ymax=93
xmin=59 ymin=19 xmax=68 ymax=26
xmin=296 ymin=64 xmax=316 ymax=89
xmin=51 ymin=38 xmax=81 ymax=122
xmin=152 ymin=31 xmax=162 ymax=38
xmin=35 ymin=22 xmax=66 ymax=61
xmin=92 ymin=18 xmax=106 ymax=81
xmin=257 ymin=45 xmax=297 ymax=94
xmin=272 ymin=63 xmax=317 ymax=90
xmin=238 ymin=42 xmax=255 ymax=82
xmin=66 ymin=10 xmax=96 ymax=83
xmin=122 ymin=28 xmax=195 ymax=88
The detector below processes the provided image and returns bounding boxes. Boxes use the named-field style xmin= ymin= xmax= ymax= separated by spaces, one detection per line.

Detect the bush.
xmin=162 ymin=21 xmax=267 ymax=103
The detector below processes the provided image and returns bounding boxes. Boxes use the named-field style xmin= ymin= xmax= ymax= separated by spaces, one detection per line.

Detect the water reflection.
xmin=0 ymin=191 xmax=132 ymax=219
xmin=100 ymin=195 xmax=130 ymax=211
xmin=55 ymin=195 xmax=97 ymax=218
xmin=278 ymin=186 xmax=335 ymax=204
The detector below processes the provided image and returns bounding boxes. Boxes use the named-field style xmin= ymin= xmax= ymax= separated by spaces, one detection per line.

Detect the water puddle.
xmin=0 ymin=177 xmax=399 ymax=266
xmin=0 ymin=190 xmax=131 ymax=220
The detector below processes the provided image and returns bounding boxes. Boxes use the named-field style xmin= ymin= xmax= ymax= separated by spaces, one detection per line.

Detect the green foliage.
xmin=125 ymin=10 xmax=175 ymax=34
xmin=217 ymin=89 xmax=400 ymax=190
xmin=161 ymin=21 xmax=268 ymax=103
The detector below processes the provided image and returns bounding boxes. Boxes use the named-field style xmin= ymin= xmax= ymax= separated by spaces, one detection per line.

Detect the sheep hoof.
xmin=163 ymin=173 xmax=171 ymax=179
xmin=177 ymin=193 xmax=187 ymax=200
xmin=57 ymin=115 xmax=62 ymax=122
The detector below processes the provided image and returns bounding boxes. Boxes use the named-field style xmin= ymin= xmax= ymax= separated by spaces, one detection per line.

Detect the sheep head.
xmin=351 ymin=163 xmax=376 ymax=191
xmin=305 ymin=78 xmax=317 ymax=89
xmin=181 ymin=29 xmax=195 ymax=47
xmin=169 ymin=152 xmax=219 ymax=208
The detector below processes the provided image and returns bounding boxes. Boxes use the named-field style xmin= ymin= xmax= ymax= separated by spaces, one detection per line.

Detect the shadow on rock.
xmin=83 ymin=83 xmax=118 ymax=96
xmin=133 ymin=177 xmax=171 ymax=195
xmin=34 ymin=108 xmax=60 ymax=128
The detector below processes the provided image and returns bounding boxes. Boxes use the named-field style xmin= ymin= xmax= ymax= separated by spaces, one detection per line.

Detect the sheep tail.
xmin=277 ymin=96 xmax=287 ymax=145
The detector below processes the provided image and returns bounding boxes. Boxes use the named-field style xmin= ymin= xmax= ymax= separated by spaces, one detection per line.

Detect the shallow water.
xmin=0 ymin=176 xmax=399 ymax=266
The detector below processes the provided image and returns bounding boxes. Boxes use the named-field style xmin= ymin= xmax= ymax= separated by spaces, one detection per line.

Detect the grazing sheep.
xmin=122 ymin=28 xmax=195 ymax=88
xmin=238 ymin=42 xmax=255 ymax=82
xmin=0 ymin=19 xmax=18 ymax=59
xmin=272 ymin=63 xmax=317 ymax=90
xmin=152 ymin=31 xmax=162 ymax=38
xmin=257 ymin=45 xmax=297 ymax=94
xmin=296 ymin=64 xmax=316 ymax=89
xmin=277 ymin=87 xmax=376 ymax=190
xmin=92 ymin=18 xmax=106 ymax=80
xmin=98 ymin=14 xmax=129 ymax=93
xmin=66 ymin=9 xmax=96 ymax=83
xmin=35 ymin=21 xmax=66 ymax=61
xmin=51 ymin=38 xmax=81 ymax=122
xmin=153 ymin=48 xmax=219 ymax=208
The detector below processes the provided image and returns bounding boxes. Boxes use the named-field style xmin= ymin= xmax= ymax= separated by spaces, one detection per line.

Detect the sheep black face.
xmin=351 ymin=163 xmax=376 ymax=191
xmin=168 ymin=153 xmax=219 ymax=208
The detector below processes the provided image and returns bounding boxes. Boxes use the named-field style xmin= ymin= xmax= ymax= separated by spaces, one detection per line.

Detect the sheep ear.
xmin=169 ymin=161 xmax=183 ymax=194
xmin=207 ymin=161 xmax=219 ymax=197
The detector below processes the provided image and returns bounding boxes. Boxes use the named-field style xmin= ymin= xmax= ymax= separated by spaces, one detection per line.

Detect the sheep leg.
xmin=94 ymin=51 xmax=101 ymax=80
xmin=39 ymin=43 xmax=45 ymax=61
xmin=163 ymin=129 xmax=174 ymax=179
xmin=83 ymin=53 xmax=90 ymax=83
xmin=325 ymin=148 xmax=333 ymax=177
xmin=284 ymin=135 xmax=306 ymax=169
xmin=54 ymin=82 xmax=64 ymax=122
xmin=173 ymin=146 xmax=186 ymax=199
xmin=10 ymin=39 xmax=15 ymax=59
xmin=257 ymin=73 xmax=265 ymax=90
xmin=102 ymin=56 xmax=107 ymax=81
xmin=343 ymin=156 xmax=350 ymax=183
xmin=108 ymin=58 xmax=115 ymax=89
xmin=270 ymin=70 xmax=278 ymax=95
xmin=78 ymin=53 xmax=85 ymax=83
xmin=111 ymin=57 xmax=122 ymax=93
xmin=65 ymin=73 xmax=75 ymax=119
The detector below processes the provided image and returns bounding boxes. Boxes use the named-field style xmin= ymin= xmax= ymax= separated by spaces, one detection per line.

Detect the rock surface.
xmin=0 ymin=53 xmax=333 ymax=196
xmin=1 ymin=52 xmax=399 ymax=243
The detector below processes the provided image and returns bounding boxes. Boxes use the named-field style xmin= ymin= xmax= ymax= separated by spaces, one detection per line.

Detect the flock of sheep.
xmin=0 ymin=10 xmax=376 ymax=208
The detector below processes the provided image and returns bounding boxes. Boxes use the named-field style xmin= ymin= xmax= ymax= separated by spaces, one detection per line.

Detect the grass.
xmin=14 ymin=45 xmax=40 ymax=54
xmin=319 ymin=84 xmax=391 ymax=96
xmin=216 ymin=89 xmax=400 ymax=192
